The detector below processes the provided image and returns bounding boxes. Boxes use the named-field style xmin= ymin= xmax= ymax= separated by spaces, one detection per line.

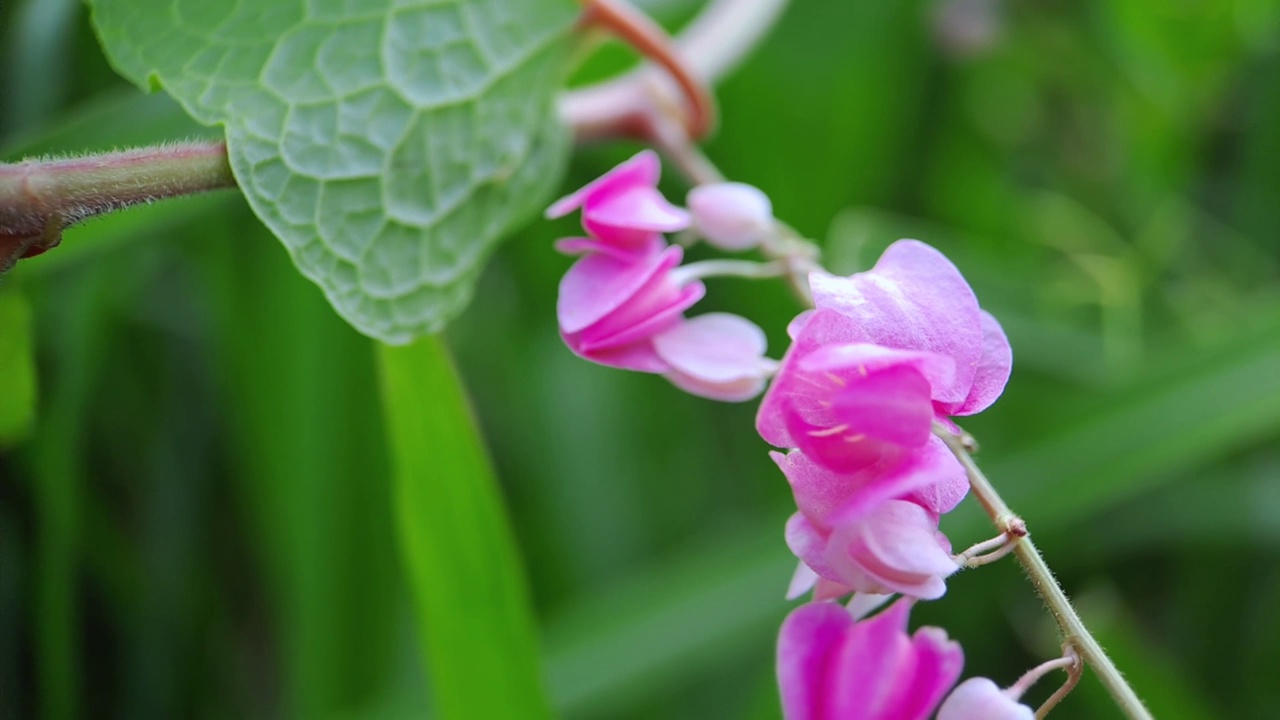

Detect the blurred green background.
xmin=3 ymin=0 xmax=1279 ymax=718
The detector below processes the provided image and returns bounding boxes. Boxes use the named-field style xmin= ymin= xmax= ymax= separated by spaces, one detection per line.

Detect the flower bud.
xmin=687 ymin=182 xmax=773 ymax=250
xmin=937 ymin=677 xmax=1035 ymax=720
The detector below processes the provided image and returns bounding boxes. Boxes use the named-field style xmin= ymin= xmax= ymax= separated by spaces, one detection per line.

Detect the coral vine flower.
xmin=757 ymin=240 xmax=1011 ymax=471
xmin=558 ymin=242 xmax=704 ymax=372
xmin=775 ymin=444 xmax=965 ymax=600
xmin=777 ymin=599 xmax=963 ymax=720
xmin=546 ymin=150 xmax=690 ymax=251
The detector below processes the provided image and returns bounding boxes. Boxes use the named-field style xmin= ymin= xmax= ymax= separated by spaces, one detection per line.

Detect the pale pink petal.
xmin=653 ymin=313 xmax=769 ymax=381
xmin=937 ymin=310 xmax=1013 ymax=416
xmin=687 ymin=181 xmax=773 ymax=250
xmin=937 ymin=678 xmax=1034 ymax=720
xmin=545 ymin=149 xmax=660 ymax=218
xmin=827 ymin=500 xmax=959 ymax=600
xmin=785 ymin=512 xmax=839 ymax=581
xmin=808 ymin=240 xmax=983 ymax=404
xmin=813 ymin=578 xmax=855 ymax=602
xmin=786 ymin=561 xmax=820 ymax=600
xmin=845 ymin=592 xmax=893 ymax=620
xmin=655 ymin=314 xmax=774 ymax=400
xmin=777 ymin=602 xmax=853 ymax=720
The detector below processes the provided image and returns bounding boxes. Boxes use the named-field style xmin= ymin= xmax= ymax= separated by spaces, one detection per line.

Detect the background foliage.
xmin=2 ymin=0 xmax=1279 ymax=718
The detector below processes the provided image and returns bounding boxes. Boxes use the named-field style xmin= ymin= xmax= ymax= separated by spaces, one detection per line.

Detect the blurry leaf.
xmin=1067 ymin=587 xmax=1220 ymax=720
xmin=0 ymin=0 xmax=80 ymax=134
xmin=0 ymin=284 xmax=36 ymax=445
xmin=89 ymin=0 xmax=577 ymax=343
xmin=544 ymin=525 xmax=792 ymax=718
xmin=379 ymin=336 xmax=551 ymax=719
xmin=200 ymin=214 xmax=400 ymax=717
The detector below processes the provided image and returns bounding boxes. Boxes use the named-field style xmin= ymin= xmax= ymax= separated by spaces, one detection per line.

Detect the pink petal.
xmin=579 ymin=281 xmax=703 ymax=351
xmin=937 ymin=310 xmax=1012 ymax=416
xmin=557 ymin=242 xmax=672 ymax=333
xmin=937 ymin=678 xmax=1034 ymax=720
xmin=777 ymin=602 xmax=854 ymax=720
xmin=545 ymin=149 xmax=661 ymax=219
xmin=554 ymin=235 xmax=665 ymax=261
xmin=827 ymin=599 xmax=914 ymax=717
xmin=885 ymin=626 xmax=967 ymax=720
xmin=798 ymin=342 xmax=957 ymax=399
xmin=829 ymin=500 xmax=958 ymax=600
xmin=562 ymin=328 xmax=671 ymax=373
xmin=652 ymin=313 xmax=769 ymax=381
xmin=786 ymin=561 xmax=820 ymax=600
xmin=901 ymin=435 xmax=969 ymax=516
xmin=583 ymin=186 xmax=691 ymax=240
xmin=808 ymin=240 xmax=984 ymax=405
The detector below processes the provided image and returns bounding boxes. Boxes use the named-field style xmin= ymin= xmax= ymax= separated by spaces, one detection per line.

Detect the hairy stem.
xmin=0 ymin=141 xmax=235 ymax=270
xmin=935 ymin=426 xmax=1153 ymax=720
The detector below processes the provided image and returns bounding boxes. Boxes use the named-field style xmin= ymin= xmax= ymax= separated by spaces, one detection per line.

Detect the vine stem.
xmin=934 ymin=426 xmax=1154 ymax=720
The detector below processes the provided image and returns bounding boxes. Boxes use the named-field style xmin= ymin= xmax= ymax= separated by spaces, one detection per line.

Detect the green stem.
xmin=935 ymin=426 xmax=1154 ymax=720
xmin=377 ymin=336 xmax=552 ymax=720
xmin=0 ymin=141 xmax=235 ymax=268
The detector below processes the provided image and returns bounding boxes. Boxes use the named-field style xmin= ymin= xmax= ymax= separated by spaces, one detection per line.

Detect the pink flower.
xmin=804 ymin=240 xmax=1011 ymax=414
xmin=786 ymin=499 xmax=958 ymax=601
xmin=757 ymin=308 xmax=956 ymax=473
xmin=777 ymin=598 xmax=964 ymax=720
xmin=687 ymin=181 xmax=774 ymax=250
xmin=652 ymin=313 xmax=777 ymax=402
xmin=937 ymin=678 xmax=1035 ymax=720
xmin=546 ymin=150 xmax=690 ymax=252
xmin=558 ymin=242 xmax=704 ymax=372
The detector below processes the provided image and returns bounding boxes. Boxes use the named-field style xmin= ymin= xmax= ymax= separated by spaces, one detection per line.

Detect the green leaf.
xmin=88 ymin=0 xmax=577 ymax=343
xmin=379 ymin=336 xmax=551 ymax=719
xmin=0 ymin=284 xmax=36 ymax=445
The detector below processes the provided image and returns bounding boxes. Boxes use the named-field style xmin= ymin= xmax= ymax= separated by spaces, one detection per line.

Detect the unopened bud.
xmin=687 ymin=182 xmax=773 ymax=251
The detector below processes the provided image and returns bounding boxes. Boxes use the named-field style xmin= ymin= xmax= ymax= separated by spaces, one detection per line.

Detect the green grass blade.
xmin=378 ymin=337 xmax=552 ymax=720
xmin=0 ymin=284 xmax=36 ymax=445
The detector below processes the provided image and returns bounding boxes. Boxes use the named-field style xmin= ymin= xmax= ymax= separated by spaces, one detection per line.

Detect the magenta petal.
xmin=557 ymin=242 xmax=671 ymax=333
xmin=826 ymin=598 xmax=914 ymax=718
xmin=886 ymin=627 xmax=967 ymax=720
xmin=554 ymin=235 xmax=665 ymax=261
xmin=562 ymin=329 xmax=671 ymax=372
xmin=545 ymin=149 xmax=661 ymax=219
xmin=584 ymin=186 xmax=691 ymax=234
xmin=938 ymin=310 xmax=1012 ymax=416
xmin=777 ymin=602 xmax=854 ymax=720
xmin=829 ymin=364 xmax=934 ymax=448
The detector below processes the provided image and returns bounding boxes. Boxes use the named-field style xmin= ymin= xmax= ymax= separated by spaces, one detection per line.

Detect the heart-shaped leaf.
xmin=90 ymin=0 xmax=577 ymax=342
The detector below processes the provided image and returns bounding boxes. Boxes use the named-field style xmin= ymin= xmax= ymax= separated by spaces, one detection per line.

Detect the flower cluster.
xmin=547 ymin=150 xmax=778 ymax=402
xmin=759 ymin=239 xmax=1012 ymax=602
xmin=548 ymin=153 xmax=1061 ymax=719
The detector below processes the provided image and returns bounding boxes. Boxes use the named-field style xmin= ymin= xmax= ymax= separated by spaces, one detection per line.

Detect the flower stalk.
xmin=935 ymin=426 xmax=1154 ymax=720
